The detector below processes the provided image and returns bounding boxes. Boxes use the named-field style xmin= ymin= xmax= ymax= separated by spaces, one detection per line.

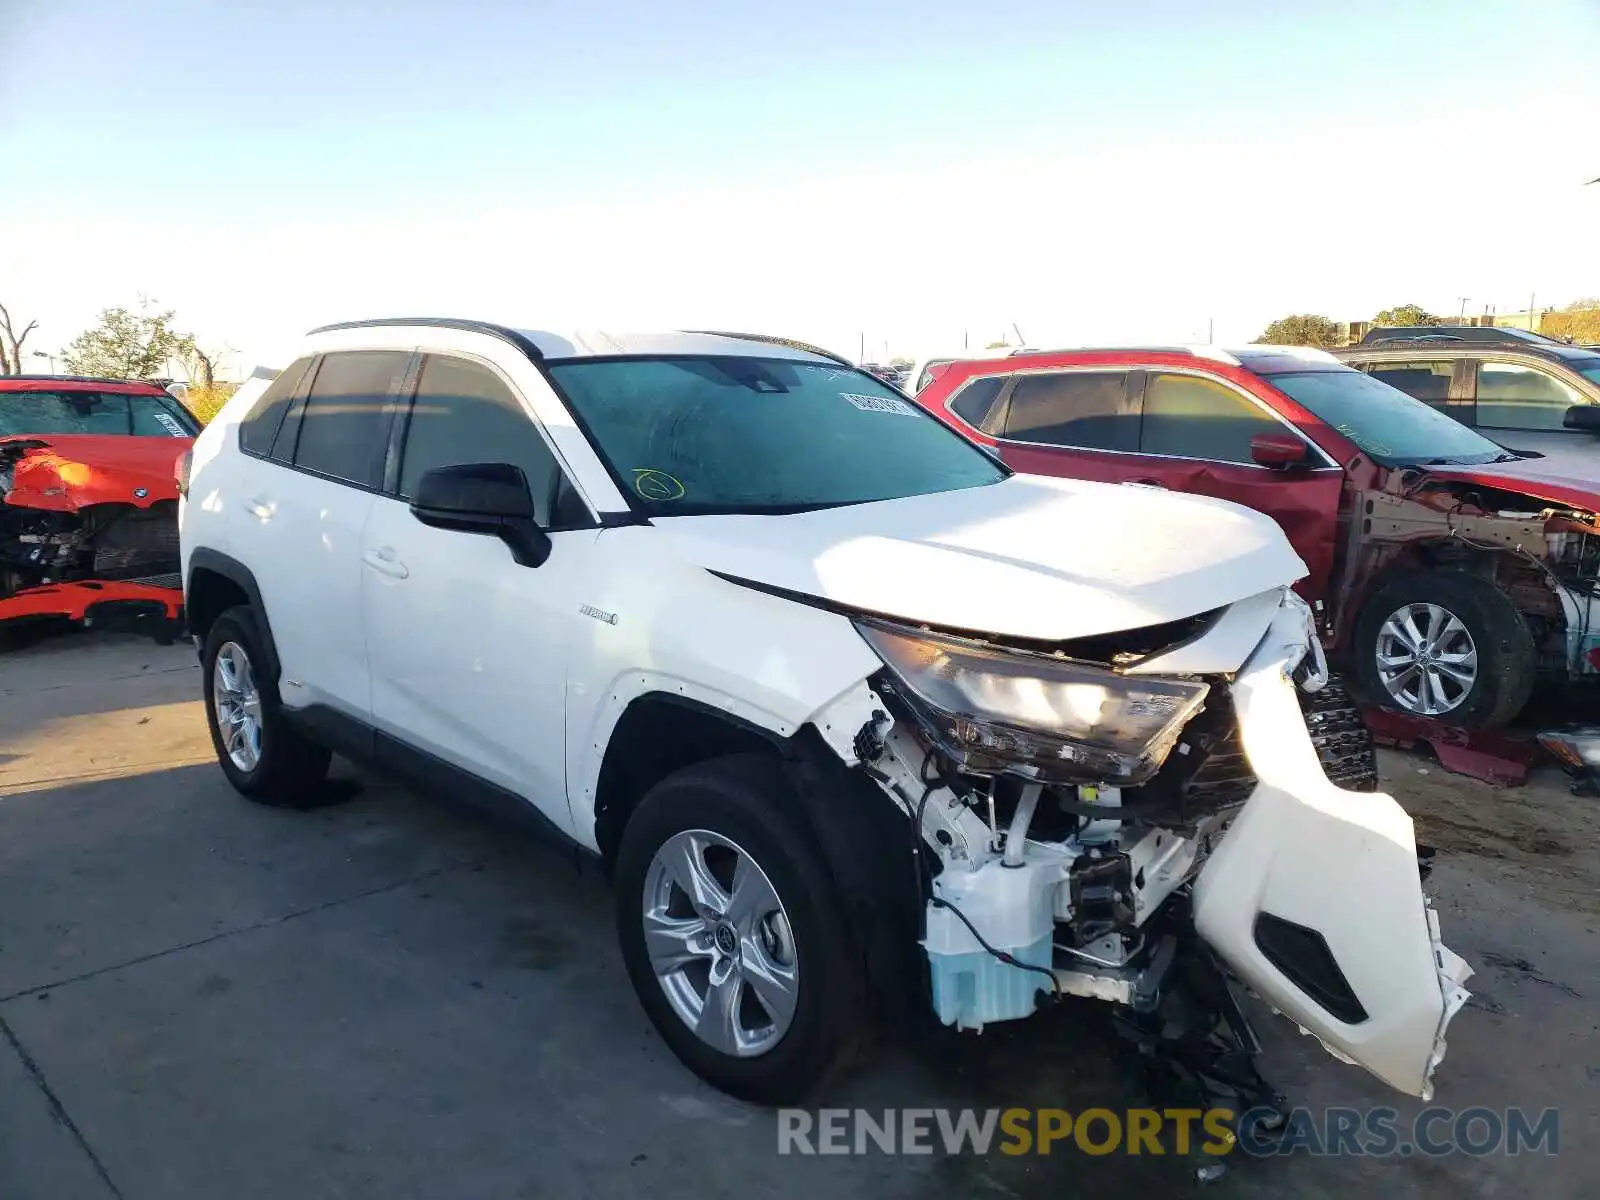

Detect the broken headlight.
xmin=855 ymin=621 xmax=1210 ymax=785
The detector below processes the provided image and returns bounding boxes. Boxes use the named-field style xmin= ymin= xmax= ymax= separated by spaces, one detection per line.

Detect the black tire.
xmin=1352 ymin=569 xmax=1536 ymax=730
xmin=201 ymin=605 xmax=331 ymax=805
xmin=614 ymin=755 xmax=864 ymax=1105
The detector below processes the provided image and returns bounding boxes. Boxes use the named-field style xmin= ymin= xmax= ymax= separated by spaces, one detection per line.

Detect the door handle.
xmin=1128 ymin=478 xmax=1167 ymax=488
xmin=246 ymin=495 xmax=274 ymax=519
xmin=362 ymin=547 xmax=409 ymax=579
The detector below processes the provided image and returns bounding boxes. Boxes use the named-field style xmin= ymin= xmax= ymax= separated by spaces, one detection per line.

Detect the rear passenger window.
xmin=1140 ymin=373 xmax=1282 ymax=464
xmin=1474 ymin=362 xmax=1581 ymax=431
xmin=399 ymin=355 xmax=579 ymax=527
xmin=238 ymin=358 xmax=312 ymax=457
xmin=948 ymin=377 xmax=1004 ymax=429
xmin=1002 ymin=371 xmax=1135 ymax=451
xmin=293 ymin=352 xmax=408 ymax=486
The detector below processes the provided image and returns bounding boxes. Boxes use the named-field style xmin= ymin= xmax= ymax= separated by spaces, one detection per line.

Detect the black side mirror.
xmin=410 ymin=462 xmax=552 ymax=568
xmin=1563 ymin=404 xmax=1600 ymax=434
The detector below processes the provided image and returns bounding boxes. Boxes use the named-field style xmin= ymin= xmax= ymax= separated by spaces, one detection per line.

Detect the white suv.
xmin=179 ymin=319 xmax=1469 ymax=1112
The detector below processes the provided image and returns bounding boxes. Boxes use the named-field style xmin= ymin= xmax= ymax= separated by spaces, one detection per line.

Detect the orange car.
xmin=1 ymin=375 xmax=196 ymax=640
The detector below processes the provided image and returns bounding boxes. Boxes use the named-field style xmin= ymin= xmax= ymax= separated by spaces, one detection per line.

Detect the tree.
xmin=984 ymin=339 xmax=1012 ymax=350
xmin=61 ymin=304 xmax=195 ymax=380
xmin=1255 ymin=314 xmax=1341 ymax=347
xmin=0 ymin=301 xmax=40 ymax=375
xmin=1542 ymin=298 xmax=1600 ymax=344
xmin=1373 ymin=303 xmax=1442 ymax=327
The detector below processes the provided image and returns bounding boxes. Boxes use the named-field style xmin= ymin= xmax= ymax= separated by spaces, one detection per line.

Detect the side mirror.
xmin=409 ymin=462 xmax=552 ymax=568
xmin=1250 ymin=432 xmax=1310 ymax=469
xmin=1563 ymin=404 xmax=1600 ymax=434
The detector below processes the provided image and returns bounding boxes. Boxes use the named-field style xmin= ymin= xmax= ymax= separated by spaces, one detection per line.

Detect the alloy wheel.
xmin=213 ymin=640 xmax=264 ymax=771
xmin=1375 ymin=602 xmax=1479 ymax=717
xmin=641 ymin=829 xmax=799 ymax=1058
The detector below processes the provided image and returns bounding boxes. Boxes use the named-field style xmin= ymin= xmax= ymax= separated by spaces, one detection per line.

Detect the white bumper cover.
xmin=1193 ymin=604 xmax=1472 ymax=1098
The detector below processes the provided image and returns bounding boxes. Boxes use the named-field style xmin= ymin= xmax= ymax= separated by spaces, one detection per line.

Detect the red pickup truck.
xmin=912 ymin=345 xmax=1600 ymax=731
xmin=1 ymin=375 xmax=196 ymax=640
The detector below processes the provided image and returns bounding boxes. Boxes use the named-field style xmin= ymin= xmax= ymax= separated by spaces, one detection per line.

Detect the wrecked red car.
xmin=913 ymin=345 xmax=1600 ymax=732
xmin=1 ymin=375 xmax=196 ymax=639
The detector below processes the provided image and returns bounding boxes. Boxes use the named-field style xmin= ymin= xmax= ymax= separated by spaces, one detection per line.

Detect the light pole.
xmin=31 ymin=350 xmax=57 ymax=373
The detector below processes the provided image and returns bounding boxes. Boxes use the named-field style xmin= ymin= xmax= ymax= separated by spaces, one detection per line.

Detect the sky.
xmin=2 ymin=0 xmax=1599 ymax=376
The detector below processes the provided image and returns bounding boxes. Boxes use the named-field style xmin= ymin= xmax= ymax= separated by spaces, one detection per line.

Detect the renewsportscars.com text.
xmin=777 ymin=1107 xmax=1560 ymax=1158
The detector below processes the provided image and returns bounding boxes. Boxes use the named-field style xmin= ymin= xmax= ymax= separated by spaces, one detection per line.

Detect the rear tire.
xmin=201 ymin=605 xmax=331 ymax=805
xmin=614 ymin=755 xmax=864 ymax=1105
xmin=1352 ymin=569 xmax=1536 ymax=730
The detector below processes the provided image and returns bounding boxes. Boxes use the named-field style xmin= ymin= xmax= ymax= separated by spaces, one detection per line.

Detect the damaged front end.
xmin=1 ymin=437 xmax=185 ymax=631
xmin=820 ymin=587 xmax=1470 ymax=1118
xmin=1347 ymin=472 xmax=1600 ymax=686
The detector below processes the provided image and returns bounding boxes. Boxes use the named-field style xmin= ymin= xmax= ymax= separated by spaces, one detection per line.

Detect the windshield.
xmin=1574 ymin=362 xmax=1600 ymax=388
xmin=1266 ymin=369 xmax=1510 ymax=466
xmin=0 ymin=390 xmax=198 ymax=438
xmin=547 ymin=356 xmax=1008 ymax=515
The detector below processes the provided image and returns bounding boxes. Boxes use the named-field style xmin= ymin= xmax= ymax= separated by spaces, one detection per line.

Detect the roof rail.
xmin=307 ymin=317 xmax=547 ymax=360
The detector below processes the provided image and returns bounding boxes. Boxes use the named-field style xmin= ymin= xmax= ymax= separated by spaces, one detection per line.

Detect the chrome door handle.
xmin=362 ymin=547 xmax=409 ymax=579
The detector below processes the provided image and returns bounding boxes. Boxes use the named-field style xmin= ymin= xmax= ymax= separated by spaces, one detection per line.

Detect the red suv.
xmin=914 ymin=345 xmax=1600 ymax=730
xmin=1 ymin=375 xmax=197 ymax=638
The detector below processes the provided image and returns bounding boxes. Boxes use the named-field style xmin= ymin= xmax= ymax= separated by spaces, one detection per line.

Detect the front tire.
xmin=1352 ymin=569 xmax=1536 ymax=729
xmin=614 ymin=755 xmax=864 ymax=1105
xmin=201 ymin=605 xmax=331 ymax=804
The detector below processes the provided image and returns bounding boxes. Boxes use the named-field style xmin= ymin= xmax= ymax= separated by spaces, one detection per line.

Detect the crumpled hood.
xmin=654 ymin=475 xmax=1308 ymax=642
xmin=0 ymin=434 xmax=189 ymax=512
xmin=1423 ymin=456 xmax=1599 ymax=514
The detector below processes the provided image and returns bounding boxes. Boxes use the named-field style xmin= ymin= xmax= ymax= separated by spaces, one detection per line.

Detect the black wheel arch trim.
xmin=185 ymin=549 xmax=282 ymax=683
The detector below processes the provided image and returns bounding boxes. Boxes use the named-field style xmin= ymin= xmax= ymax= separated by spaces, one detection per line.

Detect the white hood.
xmin=654 ymin=475 xmax=1307 ymax=642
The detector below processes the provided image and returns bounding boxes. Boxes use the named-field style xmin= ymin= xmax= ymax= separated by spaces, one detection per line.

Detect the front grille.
xmin=126 ymin=572 xmax=182 ymax=590
xmin=88 ymin=503 xmax=180 ymax=580
xmin=1124 ymin=675 xmax=1378 ymax=823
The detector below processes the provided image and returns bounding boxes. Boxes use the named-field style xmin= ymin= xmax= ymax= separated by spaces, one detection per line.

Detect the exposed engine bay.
xmin=1347 ymin=473 xmax=1600 ymax=682
xmin=818 ymin=586 xmax=1470 ymax=1163
xmin=1 ymin=436 xmax=186 ymax=623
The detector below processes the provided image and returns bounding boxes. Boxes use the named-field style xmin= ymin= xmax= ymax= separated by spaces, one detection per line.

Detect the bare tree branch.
xmin=0 ymin=301 xmax=42 ymax=375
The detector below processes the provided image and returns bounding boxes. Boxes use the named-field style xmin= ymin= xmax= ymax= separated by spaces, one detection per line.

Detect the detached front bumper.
xmin=1193 ymin=602 xmax=1472 ymax=1099
xmin=0 ymin=578 xmax=184 ymax=638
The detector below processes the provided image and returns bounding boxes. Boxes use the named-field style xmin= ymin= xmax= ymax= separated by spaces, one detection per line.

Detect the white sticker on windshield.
xmin=842 ymin=392 xmax=917 ymax=417
xmin=153 ymin=411 xmax=188 ymax=437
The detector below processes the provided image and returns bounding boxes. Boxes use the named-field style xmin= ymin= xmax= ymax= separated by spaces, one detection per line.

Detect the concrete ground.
xmin=0 ymin=630 xmax=1595 ymax=1199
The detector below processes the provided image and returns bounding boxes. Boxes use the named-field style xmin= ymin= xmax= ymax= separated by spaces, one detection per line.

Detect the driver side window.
xmin=398 ymin=355 xmax=585 ymax=527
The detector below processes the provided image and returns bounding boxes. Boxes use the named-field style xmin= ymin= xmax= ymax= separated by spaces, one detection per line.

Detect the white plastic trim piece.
xmin=1250 ymin=344 xmax=1341 ymax=363
xmin=1185 ymin=345 xmax=1242 ymax=366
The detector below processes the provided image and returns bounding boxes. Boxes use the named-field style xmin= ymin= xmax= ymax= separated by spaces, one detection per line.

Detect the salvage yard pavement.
xmin=1 ymin=632 xmax=1597 ymax=1199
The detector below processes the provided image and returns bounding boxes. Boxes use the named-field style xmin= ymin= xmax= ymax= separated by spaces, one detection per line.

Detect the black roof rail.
xmin=307 ymin=317 xmax=548 ymax=360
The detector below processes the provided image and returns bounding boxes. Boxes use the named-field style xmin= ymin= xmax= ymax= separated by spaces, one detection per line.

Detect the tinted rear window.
xmin=239 ymin=360 xmax=312 ymax=458
xmin=1003 ymin=371 xmax=1137 ymax=452
xmin=292 ymin=352 xmax=409 ymax=486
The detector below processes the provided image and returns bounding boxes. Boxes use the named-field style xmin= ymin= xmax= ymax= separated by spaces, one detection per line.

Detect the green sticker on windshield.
xmin=633 ymin=469 xmax=685 ymax=501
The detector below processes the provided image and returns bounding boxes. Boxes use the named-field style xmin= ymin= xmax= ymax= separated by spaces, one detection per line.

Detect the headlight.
xmin=856 ymin=621 xmax=1210 ymax=786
